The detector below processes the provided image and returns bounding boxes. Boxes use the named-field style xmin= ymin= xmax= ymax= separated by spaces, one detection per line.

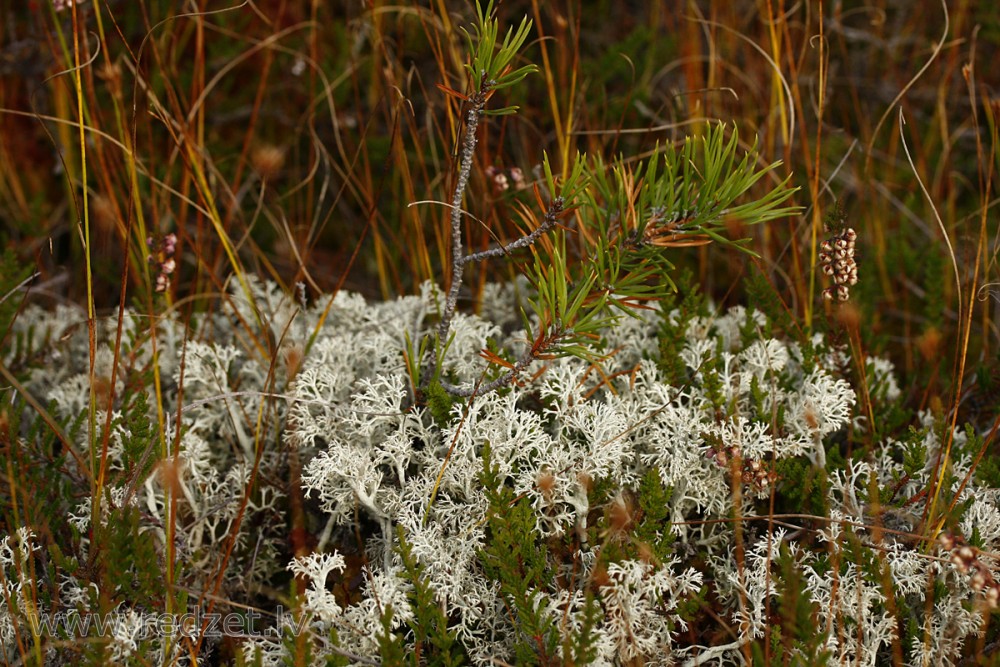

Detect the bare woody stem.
xmin=462 ymin=196 xmax=565 ymax=265
xmin=437 ymin=88 xmax=490 ymax=349
xmin=433 ymin=77 xmax=570 ymax=398
xmin=435 ymin=162 xmax=567 ymax=396
xmin=439 ymin=328 xmax=567 ymax=398
xmin=438 ymin=351 xmax=534 ymax=398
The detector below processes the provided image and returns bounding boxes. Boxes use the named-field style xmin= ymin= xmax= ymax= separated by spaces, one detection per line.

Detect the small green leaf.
xmin=484 ymin=106 xmax=521 ymax=116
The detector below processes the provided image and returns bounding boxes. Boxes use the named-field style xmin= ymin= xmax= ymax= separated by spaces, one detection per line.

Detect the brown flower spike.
xmin=820 ymin=226 xmax=858 ymax=302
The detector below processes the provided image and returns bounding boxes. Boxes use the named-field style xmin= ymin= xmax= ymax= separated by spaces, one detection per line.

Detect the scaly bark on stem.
xmin=437 ymin=90 xmax=489 ymax=349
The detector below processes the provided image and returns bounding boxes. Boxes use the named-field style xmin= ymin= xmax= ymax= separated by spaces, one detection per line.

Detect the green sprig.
xmin=462 ymin=1 xmax=538 ymax=95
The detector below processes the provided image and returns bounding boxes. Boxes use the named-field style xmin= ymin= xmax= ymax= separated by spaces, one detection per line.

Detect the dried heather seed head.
xmin=493 ymin=172 xmax=509 ymax=192
xmin=952 ymin=545 xmax=977 ymax=573
xmin=508 ymin=167 xmax=526 ymax=189
xmin=53 ymin=0 xmax=85 ymax=12
xmin=147 ymin=232 xmax=179 ymax=294
xmin=819 ymin=225 xmax=859 ymax=302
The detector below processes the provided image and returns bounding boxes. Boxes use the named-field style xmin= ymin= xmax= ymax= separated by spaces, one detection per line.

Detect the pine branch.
xmin=461 ymin=196 xmax=565 ymax=265
xmin=437 ymin=87 xmax=490 ymax=351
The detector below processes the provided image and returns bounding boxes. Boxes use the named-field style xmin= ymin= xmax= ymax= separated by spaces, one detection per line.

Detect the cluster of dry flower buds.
xmin=485 ymin=165 xmax=526 ymax=196
xmin=147 ymin=233 xmax=177 ymax=293
xmin=707 ymin=445 xmax=777 ymax=491
xmin=819 ymin=226 xmax=858 ymax=302
xmin=52 ymin=0 xmax=84 ymax=11
xmin=940 ymin=532 xmax=1000 ymax=608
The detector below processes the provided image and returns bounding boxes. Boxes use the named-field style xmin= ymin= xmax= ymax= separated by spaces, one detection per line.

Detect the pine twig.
xmin=437 ymin=87 xmax=490 ymax=349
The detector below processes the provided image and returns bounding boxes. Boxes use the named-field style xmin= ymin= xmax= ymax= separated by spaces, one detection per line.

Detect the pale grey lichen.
xmin=4 ymin=277 xmax=995 ymax=666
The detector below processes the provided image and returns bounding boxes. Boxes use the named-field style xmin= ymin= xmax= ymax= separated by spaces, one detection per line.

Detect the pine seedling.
xmin=432 ymin=2 xmax=799 ymax=397
xmin=436 ymin=1 xmax=538 ymax=358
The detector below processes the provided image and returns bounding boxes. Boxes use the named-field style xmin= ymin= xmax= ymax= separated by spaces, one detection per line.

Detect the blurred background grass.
xmin=2 ymin=0 xmax=999 ymax=420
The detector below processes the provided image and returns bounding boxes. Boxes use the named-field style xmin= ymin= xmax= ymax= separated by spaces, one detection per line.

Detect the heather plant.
xmin=2 ymin=1 xmax=1000 ymax=666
